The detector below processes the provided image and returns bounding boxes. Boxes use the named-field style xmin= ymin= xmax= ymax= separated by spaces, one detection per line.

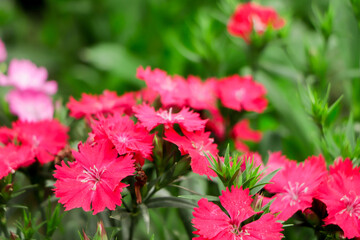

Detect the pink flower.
xmin=187 ymin=76 xmax=218 ymax=110
xmin=0 ymin=144 xmax=34 ymax=179
xmin=0 ymin=39 xmax=7 ymax=62
xmin=91 ymin=114 xmax=153 ymax=165
xmin=136 ymin=66 xmax=189 ymax=107
xmin=317 ymin=158 xmax=360 ymax=238
xmin=164 ymin=128 xmax=218 ymax=177
xmin=266 ymin=155 xmax=327 ymax=221
xmin=133 ymin=87 xmax=158 ymax=104
xmin=239 ymin=152 xmax=263 ymax=172
xmin=192 ymin=186 xmax=283 ymax=240
xmin=228 ymin=2 xmax=285 ymax=42
xmin=133 ymin=104 xmax=207 ymax=132
xmin=6 ymin=90 xmax=54 ymax=121
xmin=217 ymin=75 xmax=267 ymax=113
xmin=0 ymin=59 xmax=57 ymax=94
xmin=67 ymin=90 xmax=136 ymax=119
xmin=13 ymin=120 xmax=69 ymax=164
xmin=232 ymin=119 xmax=262 ymax=152
xmin=54 ymin=141 xmax=135 ymax=215
xmin=205 ymin=109 xmax=226 ymax=140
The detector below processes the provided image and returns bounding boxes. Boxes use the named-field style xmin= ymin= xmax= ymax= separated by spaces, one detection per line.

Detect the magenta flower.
xmin=0 ymin=59 xmax=57 ymax=94
xmin=231 ymin=119 xmax=262 ymax=152
xmin=205 ymin=109 xmax=226 ymax=140
xmin=317 ymin=158 xmax=360 ymax=238
xmin=164 ymin=128 xmax=218 ymax=177
xmin=0 ymin=39 xmax=7 ymax=62
xmin=6 ymin=90 xmax=54 ymax=121
xmin=0 ymin=144 xmax=34 ymax=179
xmin=228 ymin=2 xmax=285 ymax=43
xmin=192 ymin=186 xmax=283 ymax=240
xmin=133 ymin=104 xmax=207 ymax=132
xmin=136 ymin=66 xmax=189 ymax=107
xmin=91 ymin=113 xmax=153 ymax=165
xmin=187 ymin=76 xmax=218 ymax=110
xmin=266 ymin=155 xmax=327 ymax=221
xmin=13 ymin=120 xmax=69 ymax=164
xmin=54 ymin=141 xmax=135 ymax=215
xmin=67 ymin=90 xmax=136 ymax=119
xmin=217 ymin=75 xmax=267 ymax=113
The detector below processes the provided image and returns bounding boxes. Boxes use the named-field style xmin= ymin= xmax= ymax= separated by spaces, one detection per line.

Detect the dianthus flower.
xmin=0 ymin=144 xmax=33 ymax=179
xmin=317 ymin=158 xmax=360 ymax=238
xmin=91 ymin=114 xmax=153 ymax=165
xmin=54 ymin=141 xmax=135 ymax=215
xmin=217 ymin=75 xmax=267 ymax=113
xmin=192 ymin=186 xmax=283 ymax=240
xmin=133 ymin=104 xmax=207 ymax=132
xmin=231 ymin=119 xmax=262 ymax=152
xmin=67 ymin=90 xmax=135 ymax=119
xmin=6 ymin=90 xmax=54 ymax=121
xmin=187 ymin=76 xmax=217 ymax=110
xmin=0 ymin=59 xmax=57 ymax=94
xmin=205 ymin=109 xmax=226 ymax=140
xmin=266 ymin=155 xmax=327 ymax=221
xmin=0 ymin=39 xmax=7 ymax=62
xmin=136 ymin=66 xmax=189 ymax=107
xmin=13 ymin=119 xmax=69 ymax=164
xmin=164 ymin=128 xmax=218 ymax=177
xmin=239 ymin=152 xmax=263 ymax=172
xmin=228 ymin=2 xmax=285 ymax=42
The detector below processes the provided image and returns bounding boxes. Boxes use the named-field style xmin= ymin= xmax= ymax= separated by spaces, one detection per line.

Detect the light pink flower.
xmin=6 ymin=89 xmax=54 ymax=121
xmin=54 ymin=141 xmax=135 ymax=215
xmin=0 ymin=59 xmax=57 ymax=94
xmin=192 ymin=186 xmax=283 ymax=240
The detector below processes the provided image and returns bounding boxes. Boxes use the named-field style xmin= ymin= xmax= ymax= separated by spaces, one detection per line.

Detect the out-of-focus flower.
xmin=266 ymin=155 xmax=327 ymax=221
xmin=0 ymin=39 xmax=7 ymax=62
xmin=192 ymin=186 xmax=283 ymax=240
xmin=231 ymin=119 xmax=262 ymax=152
xmin=205 ymin=108 xmax=226 ymax=140
xmin=217 ymin=75 xmax=267 ymax=113
xmin=0 ymin=59 xmax=57 ymax=94
xmin=136 ymin=66 xmax=189 ymax=107
xmin=164 ymin=128 xmax=218 ymax=177
xmin=187 ymin=76 xmax=218 ymax=110
xmin=228 ymin=2 xmax=285 ymax=42
xmin=0 ymin=144 xmax=33 ymax=179
xmin=67 ymin=90 xmax=135 ymax=119
xmin=91 ymin=113 xmax=153 ymax=165
xmin=6 ymin=90 xmax=54 ymax=121
xmin=54 ymin=141 xmax=135 ymax=215
xmin=133 ymin=104 xmax=207 ymax=132
xmin=317 ymin=158 xmax=360 ymax=239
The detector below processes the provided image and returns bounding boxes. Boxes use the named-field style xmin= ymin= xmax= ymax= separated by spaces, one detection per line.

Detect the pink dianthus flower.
xmin=231 ymin=119 xmax=262 ymax=152
xmin=0 ymin=39 xmax=7 ymax=62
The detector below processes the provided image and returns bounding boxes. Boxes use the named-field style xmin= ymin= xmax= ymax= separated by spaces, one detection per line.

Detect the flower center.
xmin=282 ymin=181 xmax=308 ymax=206
xmin=235 ymin=89 xmax=245 ymax=101
xmin=340 ymin=195 xmax=360 ymax=218
xmin=118 ymin=135 xmax=128 ymax=143
xmin=157 ymin=108 xmax=184 ymax=123
xmin=231 ymin=225 xmax=250 ymax=238
xmin=78 ymin=165 xmax=106 ymax=191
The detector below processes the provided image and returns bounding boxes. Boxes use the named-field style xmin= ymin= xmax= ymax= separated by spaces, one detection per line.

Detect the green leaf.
xmin=178 ymin=195 xmax=219 ymax=202
xmin=249 ymin=168 xmax=280 ymax=195
xmin=147 ymin=197 xmax=197 ymax=209
xmin=346 ymin=113 xmax=356 ymax=151
xmin=139 ymin=204 xmax=150 ymax=234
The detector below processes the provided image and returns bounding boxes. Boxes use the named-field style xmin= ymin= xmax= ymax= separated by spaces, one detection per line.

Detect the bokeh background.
xmin=1 ymin=0 xmax=360 ymax=239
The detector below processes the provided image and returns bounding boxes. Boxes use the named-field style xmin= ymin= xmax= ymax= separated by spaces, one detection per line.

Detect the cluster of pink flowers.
xmin=0 ymin=40 xmax=57 ymax=121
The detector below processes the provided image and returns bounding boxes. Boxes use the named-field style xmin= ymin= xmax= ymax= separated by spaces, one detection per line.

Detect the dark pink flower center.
xmin=157 ymin=108 xmax=184 ymax=122
xmin=282 ymin=181 xmax=309 ymax=206
xmin=340 ymin=195 xmax=360 ymax=218
xmin=78 ymin=165 xmax=106 ymax=191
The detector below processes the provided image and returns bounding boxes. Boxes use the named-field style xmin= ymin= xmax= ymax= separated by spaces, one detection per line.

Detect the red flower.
xmin=164 ymin=128 xmax=218 ymax=177
xmin=317 ymin=158 xmax=360 ymax=238
xmin=192 ymin=186 xmax=283 ymax=240
xmin=232 ymin=119 xmax=262 ymax=152
xmin=205 ymin=109 xmax=226 ymax=140
xmin=217 ymin=75 xmax=267 ymax=113
xmin=266 ymin=155 xmax=327 ymax=221
xmin=13 ymin=120 xmax=69 ymax=164
xmin=0 ymin=144 xmax=34 ymax=179
xmin=187 ymin=76 xmax=218 ymax=110
xmin=67 ymin=90 xmax=135 ymax=119
xmin=91 ymin=114 xmax=153 ymax=165
xmin=136 ymin=66 xmax=189 ymax=107
xmin=228 ymin=2 xmax=285 ymax=42
xmin=54 ymin=141 xmax=135 ymax=215
xmin=133 ymin=104 xmax=207 ymax=132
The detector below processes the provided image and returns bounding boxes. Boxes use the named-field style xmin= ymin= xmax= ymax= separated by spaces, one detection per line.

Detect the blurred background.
xmin=0 ymin=0 xmax=360 ymax=239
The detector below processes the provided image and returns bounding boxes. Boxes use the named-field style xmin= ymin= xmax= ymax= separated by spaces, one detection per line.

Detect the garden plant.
xmin=1 ymin=0 xmax=360 ymax=239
